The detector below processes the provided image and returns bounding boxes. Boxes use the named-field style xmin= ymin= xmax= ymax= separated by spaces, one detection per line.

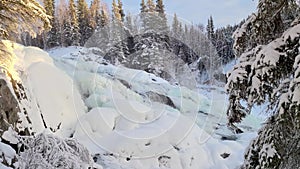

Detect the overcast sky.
xmin=102 ymin=0 xmax=258 ymax=27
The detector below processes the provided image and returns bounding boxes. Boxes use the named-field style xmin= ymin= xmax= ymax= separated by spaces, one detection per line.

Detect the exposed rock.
xmin=0 ymin=75 xmax=20 ymax=137
xmin=145 ymin=91 xmax=176 ymax=109
xmin=220 ymin=153 xmax=230 ymax=159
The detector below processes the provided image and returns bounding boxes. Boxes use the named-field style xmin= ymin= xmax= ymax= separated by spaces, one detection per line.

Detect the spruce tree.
xmin=112 ymin=0 xmax=122 ymax=22
xmin=56 ymin=0 xmax=67 ymax=46
xmin=156 ymin=0 xmax=165 ymax=14
xmin=0 ymin=0 xmax=48 ymax=40
xmin=118 ymin=0 xmax=125 ymax=22
xmin=64 ymin=0 xmax=80 ymax=46
xmin=77 ymin=0 xmax=92 ymax=45
xmin=99 ymin=8 xmax=109 ymax=27
xmin=147 ymin=0 xmax=156 ymax=13
xmin=125 ymin=13 xmax=133 ymax=32
xmin=0 ymin=0 xmax=50 ymax=69
xmin=172 ymin=13 xmax=179 ymax=38
xmin=140 ymin=0 xmax=147 ymax=13
xmin=90 ymin=0 xmax=101 ymax=29
xmin=155 ymin=0 xmax=168 ymax=34
xmin=206 ymin=15 xmax=215 ymax=43
xmin=44 ymin=0 xmax=59 ymax=48
xmin=226 ymin=0 xmax=300 ymax=168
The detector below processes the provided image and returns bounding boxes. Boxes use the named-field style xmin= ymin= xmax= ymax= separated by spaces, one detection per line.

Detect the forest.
xmin=0 ymin=0 xmax=300 ymax=169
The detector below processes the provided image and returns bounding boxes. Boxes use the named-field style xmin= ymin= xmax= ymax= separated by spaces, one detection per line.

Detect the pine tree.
xmin=90 ymin=0 xmax=101 ymax=29
xmin=172 ymin=13 xmax=179 ymax=39
xmin=63 ymin=0 xmax=80 ymax=46
xmin=206 ymin=15 xmax=215 ymax=43
xmin=56 ymin=0 xmax=67 ymax=46
xmin=155 ymin=0 xmax=168 ymax=34
xmin=0 ymin=0 xmax=50 ymax=70
xmin=140 ymin=0 xmax=147 ymax=13
xmin=77 ymin=0 xmax=92 ymax=45
xmin=118 ymin=0 xmax=125 ymax=22
xmin=99 ymin=8 xmax=109 ymax=27
xmin=0 ymin=0 xmax=48 ymax=40
xmin=226 ymin=0 xmax=300 ymax=168
xmin=147 ymin=0 xmax=156 ymax=13
xmin=112 ymin=0 xmax=122 ymax=22
xmin=125 ymin=13 xmax=133 ymax=31
xmin=156 ymin=0 xmax=165 ymax=14
xmin=43 ymin=0 xmax=59 ymax=48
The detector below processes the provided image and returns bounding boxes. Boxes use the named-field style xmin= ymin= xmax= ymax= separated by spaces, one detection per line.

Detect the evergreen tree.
xmin=77 ymin=0 xmax=92 ymax=45
xmin=64 ymin=0 xmax=80 ymax=46
xmin=140 ymin=0 xmax=147 ymax=13
xmin=125 ymin=13 xmax=133 ymax=32
xmin=118 ymin=0 xmax=125 ymax=22
xmin=56 ymin=0 xmax=67 ymax=46
xmin=112 ymin=0 xmax=122 ymax=22
xmin=90 ymin=0 xmax=101 ymax=29
xmin=226 ymin=0 xmax=300 ymax=168
xmin=147 ymin=0 xmax=156 ymax=13
xmin=172 ymin=13 xmax=180 ymax=39
xmin=155 ymin=0 xmax=169 ymax=34
xmin=214 ymin=25 xmax=237 ymax=63
xmin=0 ymin=0 xmax=50 ymax=70
xmin=99 ymin=8 xmax=109 ymax=27
xmin=206 ymin=15 xmax=215 ymax=43
xmin=44 ymin=0 xmax=59 ymax=48
xmin=156 ymin=0 xmax=165 ymax=14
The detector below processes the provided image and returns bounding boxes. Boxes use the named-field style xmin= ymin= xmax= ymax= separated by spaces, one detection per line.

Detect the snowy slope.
xmin=0 ymin=43 xmax=263 ymax=169
xmin=48 ymin=46 xmax=263 ymax=169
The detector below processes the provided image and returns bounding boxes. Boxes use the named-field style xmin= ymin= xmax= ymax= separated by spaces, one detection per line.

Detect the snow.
xmin=0 ymin=44 xmax=264 ymax=169
xmin=47 ymin=46 xmax=262 ymax=169
xmin=0 ymin=139 xmax=16 ymax=167
xmin=2 ymin=128 xmax=19 ymax=144
xmin=3 ymin=42 xmax=87 ymax=137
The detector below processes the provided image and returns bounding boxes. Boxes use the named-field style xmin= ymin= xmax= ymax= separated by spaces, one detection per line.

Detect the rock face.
xmin=0 ymin=74 xmax=20 ymax=137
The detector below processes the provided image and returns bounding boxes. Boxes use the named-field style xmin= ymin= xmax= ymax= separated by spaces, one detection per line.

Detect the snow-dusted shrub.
xmin=18 ymin=132 xmax=93 ymax=169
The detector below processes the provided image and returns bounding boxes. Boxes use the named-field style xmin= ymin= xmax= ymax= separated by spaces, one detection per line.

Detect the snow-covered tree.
xmin=89 ymin=0 xmax=101 ymax=29
xmin=226 ymin=0 xmax=300 ymax=168
xmin=171 ymin=13 xmax=180 ymax=39
xmin=214 ymin=25 xmax=238 ymax=63
xmin=112 ymin=0 xmax=122 ymax=22
xmin=78 ymin=0 xmax=93 ymax=45
xmin=0 ymin=0 xmax=50 ymax=41
xmin=118 ymin=0 xmax=125 ymax=22
xmin=63 ymin=0 xmax=80 ymax=46
xmin=43 ymin=0 xmax=60 ymax=48
xmin=147 ymin=0 xmax=156 ymax=13
xmin=206 ymin=15 xmax=215 ymax=43
xmin=99 ymin=6 xmax=109 ymax=27
xmin=140 ymin=0 xmax=147 ymax=13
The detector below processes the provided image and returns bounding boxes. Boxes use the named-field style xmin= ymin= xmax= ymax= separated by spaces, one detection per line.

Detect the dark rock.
xmin=145 ymin=91 xmax=176 ymax=109
xmin=220 ymin=153 xmax=230 ymax=159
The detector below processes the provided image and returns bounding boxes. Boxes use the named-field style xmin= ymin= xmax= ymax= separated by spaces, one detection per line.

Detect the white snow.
xmin=3 ymin=42 xmax=87 ymax=137
xmin=0 ymin=139 xmax=16 ymax=167
xmin=48 ymin=46 xmax=262 ymax=169
xmin=0 ymin=43 xmax=264 ymax=169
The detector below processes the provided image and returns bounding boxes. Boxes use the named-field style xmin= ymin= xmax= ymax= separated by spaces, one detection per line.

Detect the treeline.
xmin=20 ymin=0 xmax=110 ymax=48
xmin=18 ymin=0 xmax=237 ymax=64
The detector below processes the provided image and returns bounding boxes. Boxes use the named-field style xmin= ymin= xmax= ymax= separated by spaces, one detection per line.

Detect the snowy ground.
xmin=1 ymin=43 xmax=265 ymax=169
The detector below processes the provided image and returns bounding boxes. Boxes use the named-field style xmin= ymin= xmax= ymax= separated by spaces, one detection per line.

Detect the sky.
xmin=102 ymin=0 xmax=258 ymax=28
